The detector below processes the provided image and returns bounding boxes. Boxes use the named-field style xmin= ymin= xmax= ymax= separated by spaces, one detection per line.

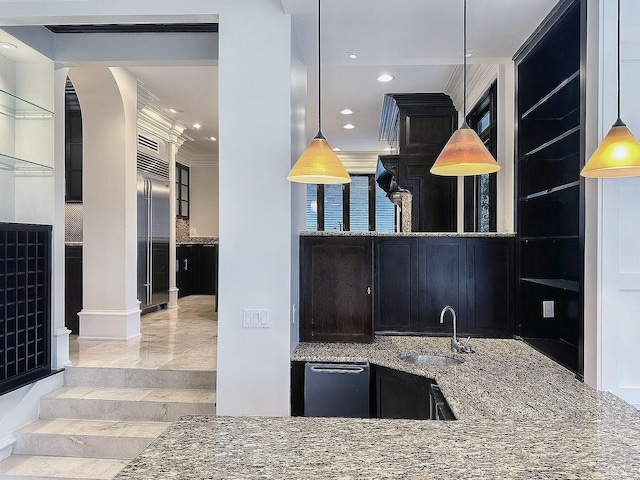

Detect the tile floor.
xmin=68 ymin=295 xmax=218 ymax=371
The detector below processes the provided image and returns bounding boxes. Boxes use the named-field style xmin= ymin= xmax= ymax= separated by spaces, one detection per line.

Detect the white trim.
xmin=78 ymin=307 xmax=141 ymax=341
xmin=0 ymin=435 xmax=17 ymax=462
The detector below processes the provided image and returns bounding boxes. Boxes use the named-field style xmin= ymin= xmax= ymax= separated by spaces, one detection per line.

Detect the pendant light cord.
xmin=617 ymin=0 xmax=621 ymax=119
xmin=463 ymin=0 xmax=467 ymax=119
xmin=317 ymin=0 xmax=322 ymax=134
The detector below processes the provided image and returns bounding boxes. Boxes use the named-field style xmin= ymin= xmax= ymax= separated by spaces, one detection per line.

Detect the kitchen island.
xmin=116 ymin=337 xmax=640 ymax=479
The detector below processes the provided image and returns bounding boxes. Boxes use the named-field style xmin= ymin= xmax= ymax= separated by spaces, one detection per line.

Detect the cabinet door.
xmin=374 ymin=237 xmax=418 ymax=332
xmin=398 ymin=156 xmax=457 ymax=232
xmin=176 ymin=245 xmax=191 ymax=298
xmin=375 ymin=365 xmax=431 ymax=420
xmin=417 ymin=238 xmax=466 ymax=332
xmin=301 ymin=237 xmax=373 ymax=343
xmin=191 ymin=245 xmax=216 ymax=295
xmin=465 ymin=238 xmax=514 ymax=337
xmin=65 ymin=245 xmax=82 ymax=335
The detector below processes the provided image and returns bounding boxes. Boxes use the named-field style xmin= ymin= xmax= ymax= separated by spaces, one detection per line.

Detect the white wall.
xmin=444 ymin=62 xmax=515 ymax=233
xmin=595 ymin=0 xmax=640 ymax=407
xmin=189 ymin=158 xmax=219 ymax=237
xmin=290 ymin=32 xmax=307 ymax=353
xmin=215 ymin=3 xmax=295 ymax=417
xmin=0 ymin=373 xmax=63 ymax=461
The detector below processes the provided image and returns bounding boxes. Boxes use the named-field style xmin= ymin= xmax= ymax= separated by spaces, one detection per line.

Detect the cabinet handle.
xmin=367 ymin=286 xmax=371 ymax=295
xmin=184 ymin=259 xmax=188 ymax=271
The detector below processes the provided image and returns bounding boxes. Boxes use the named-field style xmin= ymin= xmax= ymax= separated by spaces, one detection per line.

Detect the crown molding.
xmin=444 ymin=63 xmax=499 ymax=120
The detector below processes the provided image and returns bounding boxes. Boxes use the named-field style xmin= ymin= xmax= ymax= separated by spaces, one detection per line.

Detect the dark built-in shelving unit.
xmin=514 ymin=0 xmax=585 ymax=377
xmin=1 ymin=223 xmax=53 ymax=394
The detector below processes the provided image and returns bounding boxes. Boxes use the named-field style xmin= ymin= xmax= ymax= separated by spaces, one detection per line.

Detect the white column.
xmin=71 ymin=67 xmax=141 ymax=341
xmin=51 ymin=66 xmax=72 ymax=368
xmin=167 ymin=133 xmax=180 ymax=308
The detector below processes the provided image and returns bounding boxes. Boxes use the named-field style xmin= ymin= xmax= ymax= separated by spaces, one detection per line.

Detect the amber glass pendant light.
xmin=581 ymin=0 xmax=640 ymax=178
xmin=287 ymin=0 xmax=351 ymax=184
xmin=431 ymin=0 xmax=500 ymax=176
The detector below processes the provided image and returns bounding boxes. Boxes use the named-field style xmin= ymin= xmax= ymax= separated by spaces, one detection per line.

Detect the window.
xmin=464 ymin=82 xmax=497 ymax=232
xmin=305 ymin=174 xmax=395 ymax=232
xmin=176 ymin=163 xmax=190 ymax=219
xmin=65 ymin=79 xmax=83 ymax=202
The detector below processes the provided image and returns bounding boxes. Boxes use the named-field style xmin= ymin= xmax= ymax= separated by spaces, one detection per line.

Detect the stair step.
xmin=64 ymin=367 xmax=216 ymax=390
xmin=40 ymin=386 xmax=216 ymax=422
xmin=0 ymin=455 xmax=128 ymax=479
xmin=13 ymin=419 xmax=171 ymax=460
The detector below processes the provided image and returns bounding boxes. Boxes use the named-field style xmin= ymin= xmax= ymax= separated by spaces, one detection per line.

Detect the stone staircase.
xmin=0 ymin=366 xmax=216 ymax=479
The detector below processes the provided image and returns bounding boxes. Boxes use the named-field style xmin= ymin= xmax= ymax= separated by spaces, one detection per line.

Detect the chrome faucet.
xmin=439 ymin=306 xmax=474 ymax=354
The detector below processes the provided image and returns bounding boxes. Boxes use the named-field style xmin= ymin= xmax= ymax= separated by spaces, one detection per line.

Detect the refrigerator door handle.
xmin=146 ymin=179 xmax=153 ymax=305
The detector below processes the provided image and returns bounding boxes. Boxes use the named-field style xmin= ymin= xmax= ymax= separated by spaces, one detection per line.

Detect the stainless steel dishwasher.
xmin=304 ymin=362 xmax=370 ymax=418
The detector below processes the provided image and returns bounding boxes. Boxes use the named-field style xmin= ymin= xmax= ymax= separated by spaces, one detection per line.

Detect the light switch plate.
xmin=243 ymin=309 xmax=270 ymax=328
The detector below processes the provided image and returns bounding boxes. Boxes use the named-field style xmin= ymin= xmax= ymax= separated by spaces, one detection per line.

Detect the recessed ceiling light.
xmin=464 ymin=49 xmax=478 ymax=58
xmin=345 ymin=51 xmax=361 ymax=60
xmin=0 ymin=42 xmax=17 ymax=50
xmin=209 ymin=136 xmax=217 ymax=142
xmin=377 ymin=74 xmax=394 ymax=83
xmin=169 ymin=107 xmax=183 ymax=114
xmin=192 ymin=123 xmax=202 ymax=129
xmin=332 ymin=147 xmax=341 ymax=152
xmin=340 ymin=109 xmax=353 ymax=115
xmin=343 ymin=124 xmax=355 ymax=130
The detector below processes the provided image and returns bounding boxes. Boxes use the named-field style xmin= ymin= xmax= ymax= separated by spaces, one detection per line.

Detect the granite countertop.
xmin=301 ymin=230 xmax=516 ymax=237
xmin=116 ymin=337 xmax=640 ymax=479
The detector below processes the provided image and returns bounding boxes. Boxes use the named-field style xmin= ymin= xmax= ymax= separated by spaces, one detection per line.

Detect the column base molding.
xmin=78 ymin=307 xmax=141 ymax=341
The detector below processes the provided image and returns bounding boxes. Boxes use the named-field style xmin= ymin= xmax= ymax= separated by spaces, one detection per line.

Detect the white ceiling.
xmin=3 ymin=1 xmax=562 ymax=159
xmin=281 ymin=0 xmax=560 ymax=155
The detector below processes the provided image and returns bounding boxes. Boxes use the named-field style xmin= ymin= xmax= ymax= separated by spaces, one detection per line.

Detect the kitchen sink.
xmin=398 ymin=352 xmax=463 ymax=366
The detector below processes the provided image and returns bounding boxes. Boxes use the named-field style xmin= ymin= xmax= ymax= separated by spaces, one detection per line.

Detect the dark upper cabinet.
xmin=300 ymin=236 xmax=373 ymax=343
xmin=514 ymin=0 xmax=584 ymax=376
xmin=378 ymin=93 xmax=458 ymax=232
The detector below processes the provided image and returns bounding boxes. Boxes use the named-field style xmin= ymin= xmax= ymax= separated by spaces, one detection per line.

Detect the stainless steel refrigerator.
xmin=137 ymin=174 xmax=170 ymax=314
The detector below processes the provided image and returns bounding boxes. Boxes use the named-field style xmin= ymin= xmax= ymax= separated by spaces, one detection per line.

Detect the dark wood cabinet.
xmin=176 ymin=244 xmax=218 ymax=298
xmin=514 ymin=0 xmax=584 ymax=376
xmin=374 ymin=365 xmax=432 ymax=420
xmin=417 ymin=238 xmax=466 ymax=333
xmin=375 ymin=237 xmax=418 ymax=332
xmin=378 ymin=94 xmax=458 ymax=232
xmin=373 ymin=236 xmax=514 ymax=337
xmin=300 ymin=236 xmax=373 ymax=343
xmin=465 ymin=238 xmax=514 ymax=336
xmin=65 ymin=245 xmax=83 ymax=334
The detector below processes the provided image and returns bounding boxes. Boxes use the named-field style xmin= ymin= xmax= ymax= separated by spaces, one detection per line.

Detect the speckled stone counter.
xmin=116 ymin=336 xmax=640 ymax=479
xmin=301 ymin=230 xmax=515 ymax=237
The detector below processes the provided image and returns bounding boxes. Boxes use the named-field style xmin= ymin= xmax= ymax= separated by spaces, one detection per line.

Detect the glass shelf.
xmin=0 ymin=89 xmax=54 ymax=119
xmin=522 ymin=126 xmax=580 ymax=159
xmin=521 ymin=180 xmax=580 ymax=201
xmin=521 ymin=71 xmax=580 ymax=120
xmin=521 ymin=277 xmax=580 ymax=292
xmin=0 ymin=153 xmax=53 ymax=175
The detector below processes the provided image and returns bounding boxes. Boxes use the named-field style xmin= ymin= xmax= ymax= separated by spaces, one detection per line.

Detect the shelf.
xmin=522 ymin=126 xmax=580 ymax=158
xmin=0 ymin=89 xmax=54 ymax=120
xmin=521 ymin=180 xmax=579 ymax=201
xmin=0 ymin=153 xmax=53 ymax=175
xmin=521 ymin=71 xmax=580 ymax=120
xmin=521 ymin=277 xmax=579 ymax=292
